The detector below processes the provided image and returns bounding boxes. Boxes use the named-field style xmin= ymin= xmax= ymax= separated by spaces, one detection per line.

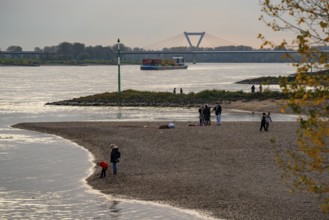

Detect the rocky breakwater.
xmin=45 ymin=89 xmax=287 ymax=110
xmin=45 ymin=100 xmax=198 ymax=107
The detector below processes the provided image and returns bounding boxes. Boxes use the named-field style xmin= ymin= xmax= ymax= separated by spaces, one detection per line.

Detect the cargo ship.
xmin=140 ymin=57 xmax=188 ymax=70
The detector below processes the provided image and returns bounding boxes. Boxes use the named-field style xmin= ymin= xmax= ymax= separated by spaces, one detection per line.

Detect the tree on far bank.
xmin=259 ymin=0 xmax=329 ymax=212
xmin=34 ymin=47 xmax=42 ymax=52
xmin=7 ymin=45 xmax=22 ymax=52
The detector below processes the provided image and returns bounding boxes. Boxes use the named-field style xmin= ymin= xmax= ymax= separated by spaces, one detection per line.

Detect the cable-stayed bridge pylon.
xmin=142 ymin=32 xmax=237 ymax=51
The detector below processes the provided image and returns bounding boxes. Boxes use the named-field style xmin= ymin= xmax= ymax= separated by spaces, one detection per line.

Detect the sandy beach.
xmin=13 ymin=120 xmax=328 ymax=220
xmin=220 ymin=99 xmax=287 ymax=114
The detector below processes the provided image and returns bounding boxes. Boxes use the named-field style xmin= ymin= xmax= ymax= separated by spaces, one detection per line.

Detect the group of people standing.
xmin=97 ymin=143 xmax=121 ymax=178
xmin=198 ymin=103 xmax=222 ymax=126
xmin=198 ymin=103 xmax=273 ymax=132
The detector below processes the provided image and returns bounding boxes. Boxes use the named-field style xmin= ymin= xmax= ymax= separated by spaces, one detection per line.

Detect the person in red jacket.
xmin=97 ymin=161 xmax=109 ymax=178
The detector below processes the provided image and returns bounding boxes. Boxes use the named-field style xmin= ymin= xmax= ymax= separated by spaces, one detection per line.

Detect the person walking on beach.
xmin=213 ymin=103 xmax=222 ymax=126
xmin=260 ymin=112 xmax=267 ymax=131
xmin=198 ymin=105 xmax=205 ymax=126
xmin=97 ymin=161 xmax=109 ymax=178
xmin=265 ymin=112 xmax=272 ymax=131
xmin=203 ymin=105 xmax=211 ymax=126
xmin=110 ymin=144 xmax=121 ymax=175
xmin=259 ymin=84 xmax=263 ymax=93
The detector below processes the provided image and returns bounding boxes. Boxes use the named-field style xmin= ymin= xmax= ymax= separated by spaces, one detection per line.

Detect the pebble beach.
xmin=13 ymin=121 xmax=328 ymax=220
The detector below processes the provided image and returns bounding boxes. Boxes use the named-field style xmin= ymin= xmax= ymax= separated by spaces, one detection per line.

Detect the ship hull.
xmin=140 ymin=65 xmax=188 ymax=70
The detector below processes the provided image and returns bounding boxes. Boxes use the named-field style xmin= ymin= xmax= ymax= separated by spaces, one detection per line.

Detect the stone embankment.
xmin=46 ymin=101 xmax=204 ymax=107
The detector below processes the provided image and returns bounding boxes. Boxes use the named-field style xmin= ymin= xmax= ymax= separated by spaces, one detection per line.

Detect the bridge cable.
xmin=204 ymin=33 xmax=238 ymax=47
xmin=142 ymin=34 xmax=185 ymax=50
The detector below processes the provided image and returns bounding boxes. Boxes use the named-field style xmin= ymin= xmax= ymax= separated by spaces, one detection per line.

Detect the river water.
xmin=0 ymin=63 xmax=297 ymax=219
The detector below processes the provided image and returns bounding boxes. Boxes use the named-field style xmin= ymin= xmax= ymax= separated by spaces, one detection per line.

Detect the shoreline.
xmin=12 ymin=121 xmax=327 ymax=220
xmin=220 ymin=99 xmax=289 ymax=114
xmin=47 ymin=99 xmax=292 ymax=115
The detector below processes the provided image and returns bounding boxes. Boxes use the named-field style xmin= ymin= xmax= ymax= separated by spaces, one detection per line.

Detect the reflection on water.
xmin=116 ymin=107 xmax=123 ymax=119
xmin=0 ymin=129 xmax=213 ymax=220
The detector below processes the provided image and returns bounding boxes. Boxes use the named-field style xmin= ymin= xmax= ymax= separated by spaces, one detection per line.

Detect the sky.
xmin=0 ymin=0 xmax=293 ymax=51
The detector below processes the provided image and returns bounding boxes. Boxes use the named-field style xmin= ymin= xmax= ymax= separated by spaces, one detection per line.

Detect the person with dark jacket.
xmin=198 ymin=105 xmax=205 ymax=126
xmin=260 ymin=112 xmax=267 ymax=131
xmin=251 ymin=85 xmax=255 ymax=93
xmin=203 ymin=104 xmax=211 ymax=126
xmin=110 ymin=144 xmax=121 ymax=175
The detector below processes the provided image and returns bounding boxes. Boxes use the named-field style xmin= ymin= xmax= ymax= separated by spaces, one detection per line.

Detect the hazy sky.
xmin=0 ymin=0 xmax=292 ymax=51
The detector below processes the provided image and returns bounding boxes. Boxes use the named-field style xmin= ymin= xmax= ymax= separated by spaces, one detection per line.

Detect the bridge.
xmin=0 ymin=32 xmax=294 ymax=55
xmin=119 ymin=32 xmax=300 ymax=63
xmin=1 ymin=32 xmax=328 ymax=63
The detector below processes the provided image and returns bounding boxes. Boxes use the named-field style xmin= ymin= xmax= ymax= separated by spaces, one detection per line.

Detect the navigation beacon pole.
xmin=117 ymin=38 xmax=121 ymax=98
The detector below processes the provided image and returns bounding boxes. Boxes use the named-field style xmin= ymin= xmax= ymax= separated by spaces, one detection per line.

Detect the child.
xmin=97 ymin=161 xmax=109 ymax=178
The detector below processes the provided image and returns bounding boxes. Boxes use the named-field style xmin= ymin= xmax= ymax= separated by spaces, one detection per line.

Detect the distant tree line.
xmin=1 ymin=42 xmax=329 ymax=64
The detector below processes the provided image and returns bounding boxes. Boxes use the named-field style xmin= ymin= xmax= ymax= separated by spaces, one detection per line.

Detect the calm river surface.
xmin=0 ymin=63 xmax=297 ymax=219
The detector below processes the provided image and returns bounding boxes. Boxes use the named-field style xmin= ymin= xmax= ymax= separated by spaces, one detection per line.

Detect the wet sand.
xmin=220 ymin=99 xmax=290 ymax=114
xmin=13 ymin=121 xmax=328 ymax=220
